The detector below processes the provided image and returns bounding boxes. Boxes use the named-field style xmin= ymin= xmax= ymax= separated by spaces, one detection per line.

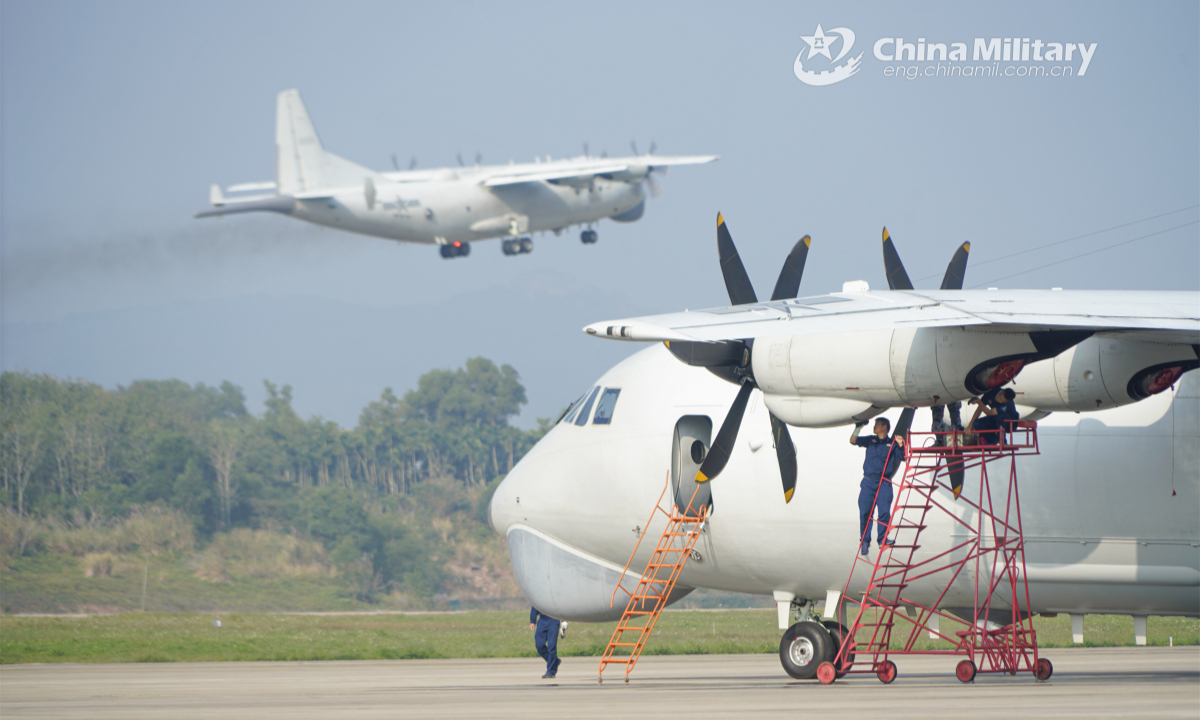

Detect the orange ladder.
xmin=598 ymin=480 xmax=706 ymax=684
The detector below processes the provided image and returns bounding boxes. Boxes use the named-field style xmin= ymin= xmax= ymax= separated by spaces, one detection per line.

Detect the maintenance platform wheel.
xmin=876 ymin=659 xmax=897 ymax=684
xmin=823 ymin=621 xmax=855 ymax=678
xmin=779 ymin=621 xmax=832 ymax=680
xmin=956 ymin=659 xmax=977 ymax=683
xmin=816 ymin=661 xmax=837 ymax=684
xmin=1035 ymin=658 xmax=1053 ymax=681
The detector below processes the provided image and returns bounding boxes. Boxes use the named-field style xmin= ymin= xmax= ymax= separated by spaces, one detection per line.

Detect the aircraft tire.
xmin=439 ymin=245 xmax=452 ymax=259
xmin=520 ymin=237 xmax=533 ymax=254
xmin=779 ymin=621 xmax=832 ymax=680
xmin=502 ymin=239 xmax=514 ymax=256
xmin=458 ymin=242 xmax=470 ymax=257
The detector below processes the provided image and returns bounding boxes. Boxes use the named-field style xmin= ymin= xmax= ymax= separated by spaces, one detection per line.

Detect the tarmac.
xmin=2 ymin=647 xmax=1197 ymax=719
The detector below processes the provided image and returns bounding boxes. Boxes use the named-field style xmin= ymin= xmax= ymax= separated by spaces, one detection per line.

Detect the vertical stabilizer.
xmin=275 ymin=89 xmax=380 ymax=195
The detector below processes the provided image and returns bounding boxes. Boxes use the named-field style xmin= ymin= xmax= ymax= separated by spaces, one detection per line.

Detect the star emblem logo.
xmin=801 ymin=24 xmax=837 ymax=60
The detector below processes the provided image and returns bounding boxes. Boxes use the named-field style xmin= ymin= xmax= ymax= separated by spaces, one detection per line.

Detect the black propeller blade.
xmin=940 ymin=242 xmax=971 ymax=290
xmin=882 ymin=227 xmax=915 ymax=291
xmin=717 ymin=214 xmax=758 ymax=306
xmin=695 ymin=381 xmax=755 ymax=483
xmin=771 ymin=414 xmax=798 ymax=502
xmin=770 ymin=236 xmax=812 ymax=302
xmin=893 ymin=407 xmax=916 ymax=439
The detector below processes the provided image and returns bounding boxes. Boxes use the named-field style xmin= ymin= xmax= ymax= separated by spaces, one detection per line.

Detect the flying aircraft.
xmin=195 ymin=90 xmax=718 ymax=258
xmin=488 ymin=216 xmax=1199 ymax=679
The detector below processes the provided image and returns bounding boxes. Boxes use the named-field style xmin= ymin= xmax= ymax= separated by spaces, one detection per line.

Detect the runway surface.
xmin=3 ymin=647 xmax=1197 ymax=719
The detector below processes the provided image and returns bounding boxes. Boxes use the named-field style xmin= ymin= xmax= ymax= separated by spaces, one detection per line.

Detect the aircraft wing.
xmin=481 ymin=155 xmax=719 ymax=188
xmin=583 ymin=289 xmax=1200 ymax=345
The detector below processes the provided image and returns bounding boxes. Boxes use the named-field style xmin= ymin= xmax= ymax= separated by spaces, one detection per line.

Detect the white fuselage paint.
xmin=290 ymin=173 xmax=645 ymax=245
xmin=491 ymin=344 xmax=1200 ymax=618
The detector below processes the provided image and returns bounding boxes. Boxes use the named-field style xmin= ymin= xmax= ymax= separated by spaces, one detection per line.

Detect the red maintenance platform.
xmin=819 ymin=420 xmax=1053 ymax=684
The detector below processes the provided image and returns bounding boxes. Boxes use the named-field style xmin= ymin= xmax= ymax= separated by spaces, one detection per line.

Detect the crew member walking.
xmin=529 ymin=606 xmax=561 ymax=678
xmin=850 ymin=418 xmax=905 ymax=556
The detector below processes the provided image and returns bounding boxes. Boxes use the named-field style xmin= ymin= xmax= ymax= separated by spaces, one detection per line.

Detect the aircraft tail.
xmin=275 ymin=89 xmax=380 ymax=194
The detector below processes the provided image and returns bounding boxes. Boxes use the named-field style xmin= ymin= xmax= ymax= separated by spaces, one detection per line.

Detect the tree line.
xmin=0 ymin=357 xmax=550 ymax=535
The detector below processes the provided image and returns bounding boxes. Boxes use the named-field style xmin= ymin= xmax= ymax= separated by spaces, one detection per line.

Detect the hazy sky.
xmin=2 ymin=1 xmax=1197 ymax=427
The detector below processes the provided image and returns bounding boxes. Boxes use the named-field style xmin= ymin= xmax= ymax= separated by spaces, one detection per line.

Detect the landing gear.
xmin=779 ymin=621 xmax=832 ymax=680
xmin=439 ymin=241 xmax=470 ymax=259
xmin=502 ymin=237 xmax=533 ymax=256
xmin=581 ymin=229 xmax=598 ymax=244
xmin=822 ymin=621 xmax=853 ymax=679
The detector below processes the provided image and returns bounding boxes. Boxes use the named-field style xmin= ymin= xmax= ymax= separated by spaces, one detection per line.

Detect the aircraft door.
xmin=671 ymin=415 xmax=713 ymax=517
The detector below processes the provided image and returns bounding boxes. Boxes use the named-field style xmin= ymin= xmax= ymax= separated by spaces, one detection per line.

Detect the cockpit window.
xmin=573 ymin=386 xmax=601 ymax=426
xmin=562 ymin=389 xmax=590 ymax=424
xmin=592 ymin=388 xmax=621 ymax=425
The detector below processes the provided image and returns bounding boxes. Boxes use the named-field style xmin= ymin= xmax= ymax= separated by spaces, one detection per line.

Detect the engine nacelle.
xmin=750 ymin=328 xmax=1085 ymax=425
xmin=1007 ymin=337 xmax=1199 ymax=411
xmin=600 ymin=165 xmax=649 ymax=183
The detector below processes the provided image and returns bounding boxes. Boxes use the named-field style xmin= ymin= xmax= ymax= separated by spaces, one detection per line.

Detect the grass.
xmin=1 ymin=610 xmax=1195 ymax=665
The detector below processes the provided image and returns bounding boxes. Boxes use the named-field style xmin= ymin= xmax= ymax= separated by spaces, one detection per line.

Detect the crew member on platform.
xmin=849 ymin=418 xmax=905 ymax=556
xmin=966 ymin=387 xmax=1020 ymax=445
xmin=529 ymin=606 xmax=562 ymax=678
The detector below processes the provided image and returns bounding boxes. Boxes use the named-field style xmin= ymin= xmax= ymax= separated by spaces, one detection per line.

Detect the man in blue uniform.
xmin=966 ymin=387 xmax=1019 ymax=444
xmin=849 ymin=418 xmax=905 ymax=556
xmin=529 ymin=606 xmax=561 ymax=678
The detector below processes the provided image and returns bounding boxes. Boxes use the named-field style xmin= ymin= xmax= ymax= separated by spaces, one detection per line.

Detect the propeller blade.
xmin=769 ymin=235 xmax=812 ymax=301
xmin=475 ymin=151 xmax=483 ymax=165
xmin=645 ymin=175 xmax=662 ymax=198
xmin=583 ymin=141 xmax=589 ymax=158
xmin=648 ymin=140 xmax=658 ymax=154
xmin=409 ymin=156 xmax=418 ymax=170
xmin=695 ymin=381 xmax=755 ymax=483
xmin=940 ymin=242 xmax=971 ymax=290
xmin=391 ymin=153 xmax=400 ymax=171
xmin=664 ymin=340 xmax=746 ymax=367
xmin=770 ymin=412 xmax=798 ymax=503
xmin=717 ymin=214 xmax=758 ymax=305
xmin=630 ymin=139 xmax=639 ymax=156
xmin=893 ymin=407 xmax=916 ymax=439
xmin=882 ymin=227 xmax=914 ymax=291
xmin=457 ymin=151 xmax=465 ymax=167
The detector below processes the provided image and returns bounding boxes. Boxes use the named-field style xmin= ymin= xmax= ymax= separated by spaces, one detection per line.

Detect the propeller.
xmin=391 ymin=153 xmax=400 ymax=171
xmin=881 ymin=227 xmax=971 ymax=291
xmin=409 ymin=156 xmax=419 ymax=170
xmin=583 ymin=141 xmax=590 ymax=158
xmin=880 ymin=229 xmax=971 ymax=495
xmin=475 ymin=151 xmax=483 ymax=166
xmin=457 ymin=152 xmax=465 ymax=167
xmin=630 ymin=139 xmax=639 ymax=156
xmin=667 ymin=214 xmax=810 ymax=503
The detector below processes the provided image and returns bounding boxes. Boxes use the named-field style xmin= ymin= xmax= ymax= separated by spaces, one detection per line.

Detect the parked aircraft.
xmin=195 ymin=90 xmax=718 ymax=258
xmin=488 ymin=216 xmax=1199 ymax=679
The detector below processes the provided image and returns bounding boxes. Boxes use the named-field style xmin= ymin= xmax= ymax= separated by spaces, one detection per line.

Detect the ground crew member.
xmin=850 ymin=418 xmax=905 ymax=556
xmin=529 ymin=606 xmax=561 ymax=678
xmin=966 ymin=387 xmax=1019 ymax=444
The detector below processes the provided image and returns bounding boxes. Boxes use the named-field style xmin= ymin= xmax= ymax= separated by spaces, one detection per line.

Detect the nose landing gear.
xmin=502 ymin=237 xmax=533 ymax=255
xmin=439 ymin=241 xmax=470 ymax=258
xmin=580 ymin=229 xmax=598 ymax=244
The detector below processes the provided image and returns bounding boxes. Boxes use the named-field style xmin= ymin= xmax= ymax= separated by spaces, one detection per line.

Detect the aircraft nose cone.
xmin=487 ymin=463 xmax=526 ymax=535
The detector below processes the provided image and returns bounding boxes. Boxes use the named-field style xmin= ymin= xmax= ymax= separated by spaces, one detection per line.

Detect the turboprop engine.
xmin=1007 ymin=336 xmax=1200 ymax=412
xmin=750 ymin=327 xmax=1090 ymax=428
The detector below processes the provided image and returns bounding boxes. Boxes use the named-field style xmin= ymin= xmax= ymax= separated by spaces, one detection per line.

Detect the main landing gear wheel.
xmin=439 ymin=242 xmax=470 ymax=258
xmin=779 ymin=621 xmax=832 ymax=680
xmin=876 ymin=659 xmax=897 ymax=684
xmin=956 ymin=659 xmax=977 ymax=683
xmin=502 ymin=237 xmax=533 ymax=255
xmin=1035 ymin=658 xmax=1053 ymax=681
xmin=520 ymin=236 xmax=533 ymax=253
xmin=822 ymin=621 xmax=854 ymax=679
xmin=580 ymin=229 xmax=598 ymax=244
